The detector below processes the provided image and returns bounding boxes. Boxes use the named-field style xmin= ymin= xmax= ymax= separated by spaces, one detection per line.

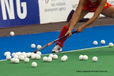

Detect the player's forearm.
xmin=81 ymin=0 xmax=106 ymax=29
xmin=79 ymin=0 xmax=106 ymax=29
xmin=68 ymin=0 xmax=84 ymax=31
xmin=68 ymin=12 xmax=81 ymax=31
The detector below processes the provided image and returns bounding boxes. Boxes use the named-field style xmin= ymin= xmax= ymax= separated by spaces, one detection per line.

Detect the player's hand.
xmin=65 ymin=30 xmax=72 ymax=37
xmin=76 ymin=26 xmax=84 ymax=33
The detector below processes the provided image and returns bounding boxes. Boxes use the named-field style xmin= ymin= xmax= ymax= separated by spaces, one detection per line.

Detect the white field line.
xmin=0 ymin=45 xmax=108 ymax=62
xmin=61 ymin=45 xmax=108 ymax=54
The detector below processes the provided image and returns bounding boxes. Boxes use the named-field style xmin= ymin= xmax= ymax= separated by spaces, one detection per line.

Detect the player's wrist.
xmin=82 ymin=25 xmax=87 ymax=29
xmin=68 ymin=27 xmax=73 ymax=32
xmin=68 ymin=29 xmax=72 ymax=32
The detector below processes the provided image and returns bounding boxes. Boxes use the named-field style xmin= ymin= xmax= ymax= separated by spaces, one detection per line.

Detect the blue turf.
xmin=0 ymin=25 xmax=114 ymax=60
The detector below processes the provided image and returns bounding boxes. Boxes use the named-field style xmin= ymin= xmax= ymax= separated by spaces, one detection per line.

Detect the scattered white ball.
xmin=101 ymin=40 xmax=106 ymax=45
xmin=61 ymin=57 xmax=67 ymax=62
xmin=30 ymin=53 xmax=35 ymax=56
xmin=31 ymin=54 xmax=36 ymax=59
xmin=61 ymin=55 xmax=68 ymax=62
xmin=47 ymin=57 xmax=52 ymax=62
xmin=11 ymin=58 xmax=15 ymax=63
xmin=32 ymin=62 xmax=37 ymax=68
xmin=28 ymin=52 xmax=32 ymax=57
xmin=10 ymin=31 xmax=15 ymax=36
xmin=83 ymin=55 xmax=88 ymax=60
xmin=63 ymin=55 xmax=68 ymax=59
xmin=43 ymin=56 xmax=48 ymax=62
xmin=6 ymin=55 xmax=11 ymax=60
xmin=21 ymin=52 xmax=26 ymax=56
xmin=31 ymin=44 xmax=36 ymax=49
xmin=15 ymin=52 xmax=21 ymax=56
xmin=24 ymin=58 xmax=30 ymax=63
xmin=12 ymin=53 xmax=16 ymax=57
xmin=19 ymin=55 xmax=25 ymax=60
xmin=35 ymin=54 xmax=41 ymax=60
xmin=92 ymin=56 xmax=98 ymax=62
xmin=22 ymin=54 xmax=27 ymax=58
xmin=93 ymin=41 xmax=98 ymax=46
xmin=37 ymin=45 xmax=42 ymax=49
xmin=49 ymin=54 xmax=54 ymax=58
xmin=26 ymin=53 xmax=31 ymax=57
xmin=13 ymin=55 xmax=19 ymax=59
xmin=14 ymin=58 xmax=20 ymax=64
xmin=79 ymin=55 xmax=84 ymax=60
xmin=109 ymin=42 xmax=114 ymax=48
xmin=4 ymin=51 xmax=11 ymax=56
xmin=36 ymin=51 xmax=42 ymax=56
xmin=53 ymin=54 xmax=58 ymax=59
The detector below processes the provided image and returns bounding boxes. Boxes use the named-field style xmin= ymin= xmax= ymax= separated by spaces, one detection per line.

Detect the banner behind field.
xmin=0 ymin=0 xmax=114 ymax=27
xmin=38 ymin=0 xmax=79 ymax=24
xmin=0 ymin=0 xmax=40 ymax=28
xmin=39 ymin=0 xmax=114 ymax=24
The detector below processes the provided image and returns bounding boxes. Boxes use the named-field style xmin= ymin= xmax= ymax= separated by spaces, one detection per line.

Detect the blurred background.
xmin=0 ymin=0 xmax=114 ymax=37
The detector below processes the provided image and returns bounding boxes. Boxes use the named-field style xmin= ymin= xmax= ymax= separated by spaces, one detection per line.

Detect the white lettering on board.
xmin=1 ymin=0 xmax=27 ymax=20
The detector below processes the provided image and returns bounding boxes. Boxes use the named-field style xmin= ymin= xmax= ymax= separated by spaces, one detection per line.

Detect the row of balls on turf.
xmin=4 ymin=51 xmax=41 ymax=64
xmin=4 ymin=51 xmax=68 ymax=68
xmin=93 ymin=40 xmax=114 ymax=47
xmin=31 ymin=54 xmax=68 ymax=67
xmin=79 ymin=55 xmax=98 ymax=62
xmin=43 ymin=54 xmax=68 ymax=62
xmin=32 ymin=55 xmax=98 ymax=68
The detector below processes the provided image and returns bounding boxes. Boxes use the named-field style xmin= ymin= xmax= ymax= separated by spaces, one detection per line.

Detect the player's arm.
xmin=68 ymin=0 xmax=85 ymax=31
xmin=81 ymin=0 xmax=107 ymax=29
